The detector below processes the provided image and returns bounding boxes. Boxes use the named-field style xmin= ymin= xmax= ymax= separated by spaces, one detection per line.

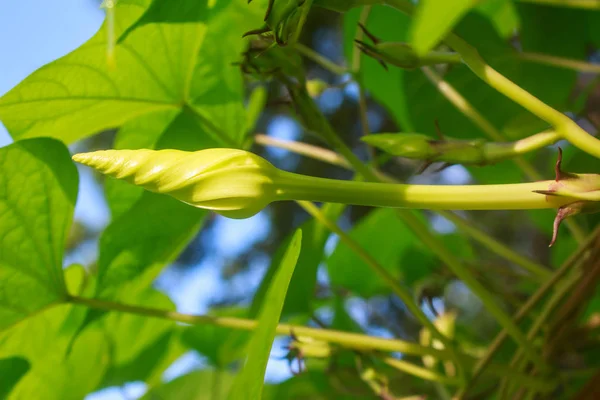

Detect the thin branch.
xmin=66 ymin=294 xmax=448 ymax=358
xmin=520 ymin=52 xmax=600 ymax=74
xmin=295 ymin=43 xmax=348 ymax=76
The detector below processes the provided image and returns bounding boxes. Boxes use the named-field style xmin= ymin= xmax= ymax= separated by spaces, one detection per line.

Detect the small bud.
xmin=362 ymin=133 xmax=487 ymax=167
xmin=362 ymin=133 xmax=438 ymax=159
xmin=73 ymin=148 xmax=279 ymax=219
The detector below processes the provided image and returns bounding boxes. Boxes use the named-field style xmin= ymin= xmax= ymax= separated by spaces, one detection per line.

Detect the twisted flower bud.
xmin=72 ymin=148 xmax=278 ymax=219
xmin=73 ymin=148 xmax=599 ymax=244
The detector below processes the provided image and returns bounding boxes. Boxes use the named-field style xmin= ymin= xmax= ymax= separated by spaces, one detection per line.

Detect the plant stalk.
xmin=66 ymin=294 xmax=448 ymax=358
xmin=277 ymin=171 xmax=571 ymax=211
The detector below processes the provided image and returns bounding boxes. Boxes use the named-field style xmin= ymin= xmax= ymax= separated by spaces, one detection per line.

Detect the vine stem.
xmin=386 ymin=0 xmax=600 ymax=159
xmin=295 ymin=43 xmax=348 ymax=76
xmin=278 ymin=172 xmax=572 ymax=211
xmin=519 ymin=52 xmax=600 ymax=74
xmin=419 ymin=66 xmax=585 ymax=242
xmin=455 ymin=224 xmax=600 ymax=399
xmin=255 ymin=137 xmax=551 ymax=279
xmin=65 ymin=294 xmax=448 ymax=358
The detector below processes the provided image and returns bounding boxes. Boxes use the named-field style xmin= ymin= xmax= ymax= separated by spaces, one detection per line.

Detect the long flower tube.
xmin=73 ymin=148 xmax=600 ymax=238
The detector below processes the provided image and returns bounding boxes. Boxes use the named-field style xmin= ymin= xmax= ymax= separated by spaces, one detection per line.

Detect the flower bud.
xmin=72 ymin=148 xmax=280 ymax=219
xmin=362 ymin=133 xmax=438 ymax=159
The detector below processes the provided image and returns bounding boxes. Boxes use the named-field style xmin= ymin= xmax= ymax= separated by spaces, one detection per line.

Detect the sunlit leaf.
xmin=0 ymin=138 xmax=77 ymax=329
xmin=327 ymin=209 xmax=415 ymax=298
xmin=0 ymin=0 xmax=263 ymax=146
xmin=142 ymin=369 xmax=235 ymax=400
xmin=410 ymin=0 xmax=475 ymax=55
xmin=228 ymin=229 xmax=303 ymax=400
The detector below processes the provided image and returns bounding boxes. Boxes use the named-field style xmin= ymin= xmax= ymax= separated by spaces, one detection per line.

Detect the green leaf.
xmin=0 ymin=266 xmax=108 ymax=400
xmin=142 ymin=369 xmax=235 ymax=400
xmin=410 ymin=0 xmax=475 ymax=55
xmin=252 ymin=203 xmax=345 ymax=318
xmin=0 ymin=357 xmax=29 ymax=398
xmin=0 ymin=138 xmax=78 ymax=329
xmin=0 ymin=0 xmax=262 ymax=146
xmin=99 ymin=289 xmax=181 ymax=387
xmin=474 ymin=0 xmax=518 ymax=39
xmin=8 ymin=328 xmax=109 ymax=400
xmin=228 ymin=229 xmax=303 ymax=400
xmin=327 ymin=209 xmax=415 ymax=298
xmin=98 ymin=107 xmax=224 ymax=297
xmin=516 ymin=3 xmax=585 ymax=109
xmin=97 ymin=192 xmax=207 ymax=297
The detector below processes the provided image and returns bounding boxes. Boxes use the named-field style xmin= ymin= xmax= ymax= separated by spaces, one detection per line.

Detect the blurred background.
xmin=3 ymin=1 xmax=600 ymax=399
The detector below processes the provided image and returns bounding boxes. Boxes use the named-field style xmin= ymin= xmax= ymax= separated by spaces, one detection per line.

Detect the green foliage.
xmin=410 ymin=0 xmax=475 ymax=55
xmin=0 ymin=138 xmax=77 ymax=329
xmin=1 ymin=0 xmax=600 ymax=399
xmin=228 ymin=229 xmax=302 ymax=400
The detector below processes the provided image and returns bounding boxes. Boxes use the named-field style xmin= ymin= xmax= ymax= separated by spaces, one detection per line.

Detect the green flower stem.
xmin=516 ymin=0 xmax=600 ymax=10
xmin=420 ymin=40 xmax=585 ymax=242
xmin=255 ymin=137 xmax=552 ymax=280
xmin=297 ymin=201 xmax=465 ymax=371
xmin=519 ymin=51 xmax=600 ymax=74
xmin=278 ymin=172 xmax=571 ymax=211
xmin=387 ymin=0 xmax=600 ymax=159
xmin=295 ymin=43 xmax=349 ymax=76
xmin=65 ymin=294 xmax=447 ymax=358
xmin=382 ymin=357 xmax=461 ymax=386
xmin=383 ymin=356 xmax=553 ymax=390
xmin=455 ymin=224 xmax=600 ymax=399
